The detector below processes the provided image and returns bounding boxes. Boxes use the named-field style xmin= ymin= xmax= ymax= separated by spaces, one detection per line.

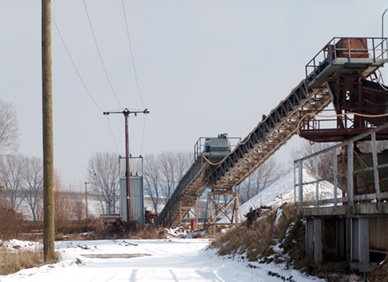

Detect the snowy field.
xmin=0 ymin=169 xmax=334 ymax=282
xmin=1 ymin=238 xmax=323 ymax=282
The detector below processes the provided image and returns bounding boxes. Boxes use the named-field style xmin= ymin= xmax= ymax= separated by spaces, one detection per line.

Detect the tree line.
xmin=0 ymin=97 xmax=294 ymax=222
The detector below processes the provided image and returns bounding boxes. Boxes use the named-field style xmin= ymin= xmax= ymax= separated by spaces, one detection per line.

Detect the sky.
xmin=1 ymin=1 xmax=388 ymax=188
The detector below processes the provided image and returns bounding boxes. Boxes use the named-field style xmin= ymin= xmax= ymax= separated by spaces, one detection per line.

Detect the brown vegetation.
xmin=0 ymin=249 xmax=43 ymax=275
xmin=0 ymin=248 xmax=59 ymax=275
xmin=0 ymin=188 xmax=25 ymax=241
xmin=370 ymin=257 xmax=388 ymax=282
xmin=210 ymin=204 xmax=298 ymax=263
xmin=90 ymin=220 xmax=165 ymax=240
xmin=0 ymin=207 xmax=24 ymax=241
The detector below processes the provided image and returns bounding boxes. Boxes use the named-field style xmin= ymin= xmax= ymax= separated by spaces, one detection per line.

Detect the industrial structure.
xmin=156 ymin=36 xmax=388 ymax=272
xmin=294 ymin=37 xmax=388 ymax=273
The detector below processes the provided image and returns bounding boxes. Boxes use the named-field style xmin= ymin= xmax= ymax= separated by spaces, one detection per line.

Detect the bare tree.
xmin=87 ymin=152 xmax=119 ymax=215
xmin=21 ymin=156 xmax=43 ymax=221
xmin=158 ymin=152 xmax=176 ymax=201
xmin=54 ymin=172 xmax=77 ymax=232
xmin=143 ymin=154 xmax=161 ymax=214
xmin=73 ymin=199 xmax=85 ymax=221
xmin=0 ymin=154 xmax=24 ymax=211
xmin=143 ymin=152 xmax=192 ymax=213
xmin=174 ymin=152 xmax=192 ymax=181
xmin=0 ymin=99 xmax=19 ymax=154
xmin=158 ymin=152 xmax=192 ymax=203
xmin=290 ymin=139 xmax=336 ymax=181
xmin=238 ymin=157 xmax=285 ymax=204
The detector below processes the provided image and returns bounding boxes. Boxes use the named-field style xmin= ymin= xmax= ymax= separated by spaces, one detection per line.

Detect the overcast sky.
xmin=1 ymin=1 xmax=387 ymax=188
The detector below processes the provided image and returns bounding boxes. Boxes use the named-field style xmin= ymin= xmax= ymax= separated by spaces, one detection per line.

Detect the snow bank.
xmin=222 ymin=169 xmax=340 ymax=222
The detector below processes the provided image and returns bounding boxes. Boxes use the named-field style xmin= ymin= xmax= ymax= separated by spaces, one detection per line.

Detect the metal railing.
xmin=305 ymin=37 xmax=388 ymax=81
xmin=193 ymin=136 xmax=241 ymax=161
xmin=294 ymin=122 xmax=388 ymax=215
xmin=298 ymin=108 xmax=379 ymax=132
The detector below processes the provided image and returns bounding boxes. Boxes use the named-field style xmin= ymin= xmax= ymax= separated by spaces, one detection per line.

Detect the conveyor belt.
xmin=156 ymin=160 xmax=209 ymax=227
xmin=156 ymin=37 xmax=388 ymax=228
xmin=157 ymin=81 xmax=332 ymax=227
xmin=206 ymin=81 xmax=332 ymax=190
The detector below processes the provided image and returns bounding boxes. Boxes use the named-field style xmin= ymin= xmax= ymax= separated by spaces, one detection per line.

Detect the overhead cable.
xmin=83 ymin=0 xmax=123 ymax=108
xmin=53 ymin=14 xmax=121 ymax=154
xmin=121 ymin=0 xmax=145 ymax=108
xmin=105 ymin=117 xmax=121 ymax=154
xmin=52 ymin=16 xmax=103 ymax=112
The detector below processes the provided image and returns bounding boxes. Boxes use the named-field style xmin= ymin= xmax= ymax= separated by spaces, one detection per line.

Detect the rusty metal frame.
xmin=295 ymin=122 xmax=388 ymax=216
xmin=206 ymin=191 xmax=242 ymax=226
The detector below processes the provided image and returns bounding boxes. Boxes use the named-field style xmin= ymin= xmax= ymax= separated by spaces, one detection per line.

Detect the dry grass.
xmin=210 ymin=204 xmax=298 ymax=262
xmin=0 ymin=249 xmax=59 ymax=276
xmin=370 ymin=256 xmax=388 ymax=282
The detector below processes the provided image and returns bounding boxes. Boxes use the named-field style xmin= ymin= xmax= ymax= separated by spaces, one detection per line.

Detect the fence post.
xmin=371 ymin=131 xmax=381 ymax=209
xmin=347 ymin=142 xmax=354 ymax=213
xmin=298 ymin=160 xmax=304 ymax=214
xmin=333 ymin=148 xmax=338 ymax=210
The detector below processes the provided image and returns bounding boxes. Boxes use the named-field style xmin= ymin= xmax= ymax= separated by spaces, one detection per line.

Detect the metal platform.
xmin=306 ymin=37 xmax=388 ymax=88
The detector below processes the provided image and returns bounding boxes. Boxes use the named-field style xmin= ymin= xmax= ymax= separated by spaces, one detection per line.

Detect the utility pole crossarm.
xmin=103 ymin=108 xmax=149 ymax=116
xmin=103 ymin=108 xmax=149 ymax=222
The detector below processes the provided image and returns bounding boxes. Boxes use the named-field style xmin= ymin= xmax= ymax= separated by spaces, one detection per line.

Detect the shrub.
xmin=0 ymin=207 xmax=24 ymax=241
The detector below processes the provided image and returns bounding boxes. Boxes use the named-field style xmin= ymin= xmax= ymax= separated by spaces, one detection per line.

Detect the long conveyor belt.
xmin=157 ymin=81 xmax=332 ymax=227
xmin=156 ymin=37 xmax=388 ymax=228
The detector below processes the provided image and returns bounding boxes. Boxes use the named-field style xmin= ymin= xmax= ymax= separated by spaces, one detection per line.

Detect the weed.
xmin=0 ymin=249 xmax=59 ymax=275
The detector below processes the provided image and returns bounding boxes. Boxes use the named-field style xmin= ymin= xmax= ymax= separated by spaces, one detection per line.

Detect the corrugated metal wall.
xmin=120 ymin=176 xmax=144 ymax=227
xmin=370 ymin=217 xmax=388 ymax=252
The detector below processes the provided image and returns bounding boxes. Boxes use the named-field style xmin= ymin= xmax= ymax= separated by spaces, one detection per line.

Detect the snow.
xmin=238 ymin=169 xmax=340 ymax=219
xmin=1 ymin=239 xmax=41 ymax=251
xmin=1 ymin=238 xmax=324 ymax=282
xmin=0 ymin=169 xmax=337 ymax=281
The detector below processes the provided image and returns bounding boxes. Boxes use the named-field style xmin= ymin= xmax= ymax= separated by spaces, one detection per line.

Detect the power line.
xmin=121 ymin=0 xmax=145 ymax=108
xmin=121 ymin=1 xmax=149 ymax=154
xmin=105 ymin=117 xmax=121 ymax=153
xmin=52 ymin=16 xmax=103 ymax=112
xmin=83 ymin=0 xmax=123 ymax=108
xmin=53 ymin=15 xmax=122 ymax=154
xmin=140 ymin=115 xmax=147 ymax=155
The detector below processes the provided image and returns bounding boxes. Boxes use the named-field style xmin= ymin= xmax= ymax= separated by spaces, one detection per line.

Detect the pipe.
xmin=383 ymin=9 xmax=387 ymax=40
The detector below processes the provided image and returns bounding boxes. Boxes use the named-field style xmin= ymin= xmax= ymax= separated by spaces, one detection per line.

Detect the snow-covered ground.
xmin=1 ymin=238 xmax=323 ymax=282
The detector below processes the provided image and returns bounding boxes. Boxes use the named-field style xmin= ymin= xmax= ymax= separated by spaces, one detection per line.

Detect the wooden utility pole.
xmin=103 ymin=108 xmax=149 ymax=221
xmin=84 ymin=182 xmax=89 ymax=219
xmin=42 ymin=0 xmax=55 ymax=262
xmin=124 ymin=111 xmax=131 ymax=220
